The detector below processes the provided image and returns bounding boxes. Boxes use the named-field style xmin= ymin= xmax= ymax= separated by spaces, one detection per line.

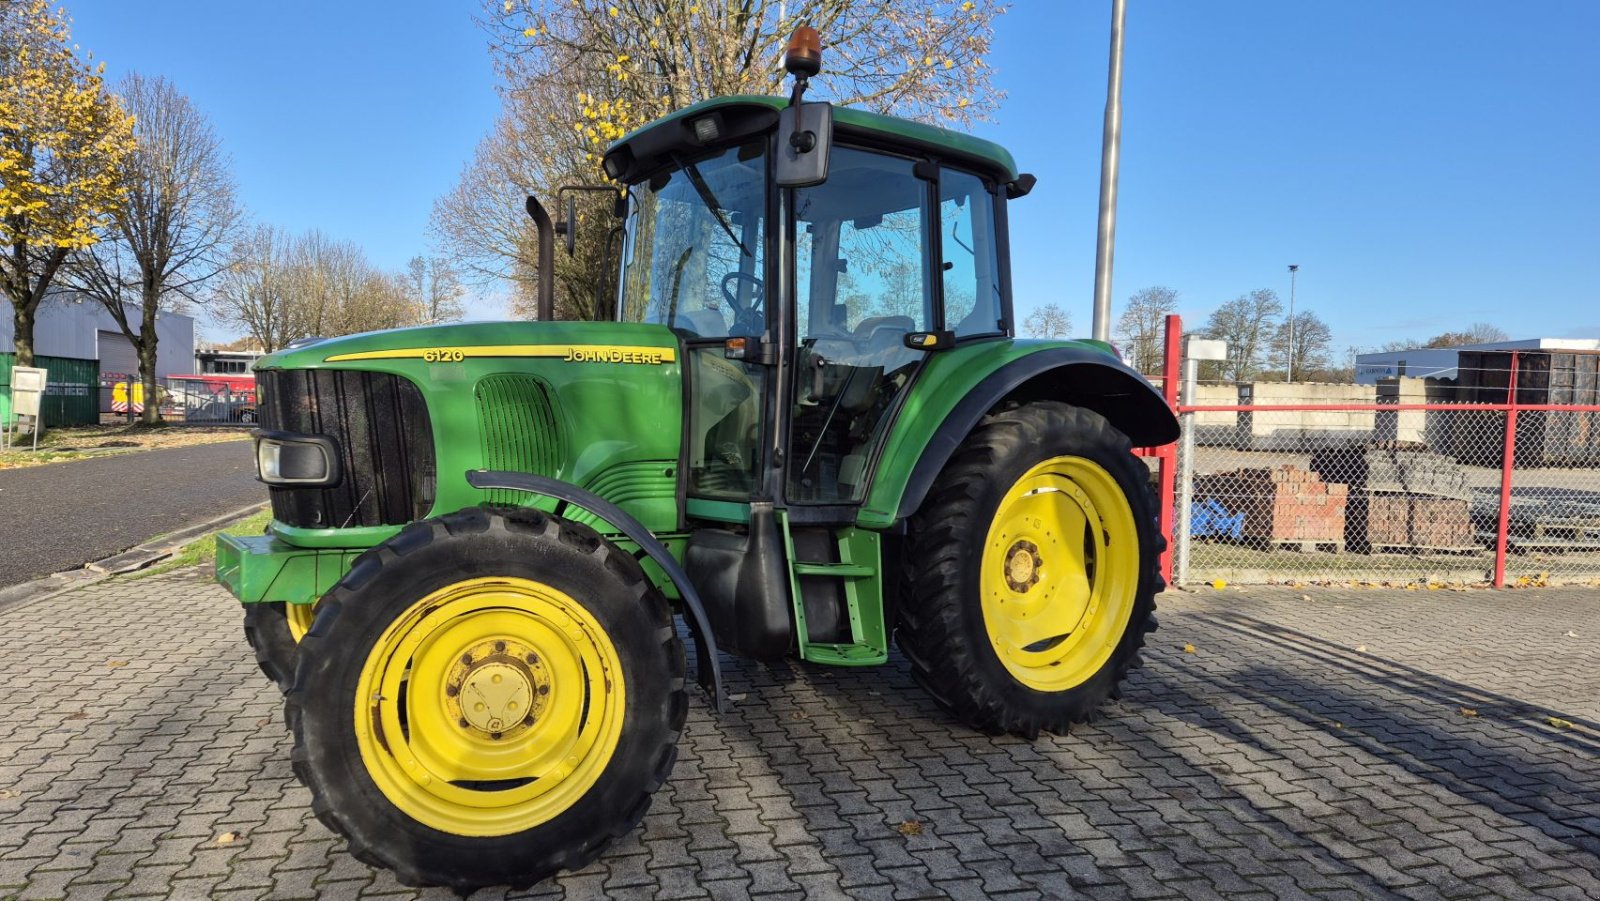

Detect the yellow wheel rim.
xmin=286 ymin=603 xmax=316 ymax=643
xmin=979 ymin=455 xmax=1140 ymax=692
xmin=353 ymin=577 xmax=626 ymax=837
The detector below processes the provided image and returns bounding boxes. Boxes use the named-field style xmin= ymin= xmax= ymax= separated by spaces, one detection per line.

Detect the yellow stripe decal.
xmin=324 ymin=344 xmax=678 ymax=365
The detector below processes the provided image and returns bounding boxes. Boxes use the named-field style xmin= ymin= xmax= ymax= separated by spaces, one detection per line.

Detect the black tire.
xmin=243 ymin=603 xmax=300 ymax=692
xmin=897 ymin=401 xmax=1163 ymax=738
xmin=285 ymin=506 xmax=686 ymax=891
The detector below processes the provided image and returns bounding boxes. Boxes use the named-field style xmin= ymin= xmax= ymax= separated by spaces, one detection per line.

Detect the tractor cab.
xmin=587 ymin=85 xmax=1033 ymax=663
xmin=609 ymin=110 xmax=1016 ymax=506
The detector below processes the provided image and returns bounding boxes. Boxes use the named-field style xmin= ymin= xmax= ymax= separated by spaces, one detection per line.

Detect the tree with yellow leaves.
xmin=437 ymin=0 xmax=1003 ymax=318
xmin=0 ymin=0 xmax=136 ymax=366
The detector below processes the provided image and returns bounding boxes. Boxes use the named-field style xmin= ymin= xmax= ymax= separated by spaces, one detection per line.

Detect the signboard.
xmin=11 ymin=366 xmax=46 ymax=393
xmin=6 ymin=365 xmax=47 ymax=450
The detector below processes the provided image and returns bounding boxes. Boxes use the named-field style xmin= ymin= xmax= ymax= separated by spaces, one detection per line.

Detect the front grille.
xmin=257 ymin=369 xmax=436 ymax=528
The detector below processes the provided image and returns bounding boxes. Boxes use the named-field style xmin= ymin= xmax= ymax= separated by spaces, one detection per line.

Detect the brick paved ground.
xmin=1 ymin=572 xmax=1598 ymax=900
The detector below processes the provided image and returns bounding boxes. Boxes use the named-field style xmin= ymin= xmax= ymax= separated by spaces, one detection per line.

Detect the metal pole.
xmin=1493 ymin=351 xmax=1520 ymax=588
xmin=1174 ymin=348 xmax=1198 ymax=586
xmin=1157 ymin=313 xmax=1182 ymax=585
xmin=1287 ymin=264 xmax=1299 ymax=382
xmin=1090 ymin=0 xmax=1127 ymax=343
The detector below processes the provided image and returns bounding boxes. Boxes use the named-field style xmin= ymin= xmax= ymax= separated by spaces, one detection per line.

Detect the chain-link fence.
xmin=1168 ymin=375 xmax=1600 ymax=588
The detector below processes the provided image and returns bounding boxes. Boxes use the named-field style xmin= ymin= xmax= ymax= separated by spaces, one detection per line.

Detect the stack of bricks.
xmin=1194 ymin=465 xmax=1348 ymax=543
xmin=1311 ymin=443 xmax=1476 ymax=550
xmin=1345 ymin=494 xmax=1476 ymax=550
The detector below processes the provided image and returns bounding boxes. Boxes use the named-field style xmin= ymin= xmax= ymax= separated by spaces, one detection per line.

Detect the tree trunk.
xmin=12 ymin=301 xmax=35 ymax=368
xmin=137 ymin=287 xmax=163 ymax=426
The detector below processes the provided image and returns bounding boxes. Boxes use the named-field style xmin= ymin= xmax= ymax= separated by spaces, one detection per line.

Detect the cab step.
xmin=778 ymin=512 xmax=888 ymax=666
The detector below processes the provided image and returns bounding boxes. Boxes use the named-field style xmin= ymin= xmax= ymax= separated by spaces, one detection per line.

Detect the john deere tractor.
xmin=217 ymin=29 xmax=1177 ymax=892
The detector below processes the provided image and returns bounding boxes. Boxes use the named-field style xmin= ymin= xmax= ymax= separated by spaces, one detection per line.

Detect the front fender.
xmin=464 ymin=469 xmax=727 ymax=713
xmin=858 ymin=340 xmax=1177 ymax=529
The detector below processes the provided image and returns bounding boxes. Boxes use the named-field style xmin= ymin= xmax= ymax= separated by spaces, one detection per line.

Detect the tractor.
xmin=216 ymin=28 xmax=1177 ymax=892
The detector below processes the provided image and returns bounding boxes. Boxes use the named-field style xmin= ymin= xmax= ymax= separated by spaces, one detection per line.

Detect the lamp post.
xmin=1286 ymin=264 xmax=1299 ymax=382
xmin=1091 ymin=0 xmax=1127 ymax=342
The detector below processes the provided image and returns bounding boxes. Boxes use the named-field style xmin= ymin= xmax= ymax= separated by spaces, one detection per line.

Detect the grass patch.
xmin=0 ymin=422 xmax=249 ymax=470
xmin=134 ymin=509 xmax=273 ymax=578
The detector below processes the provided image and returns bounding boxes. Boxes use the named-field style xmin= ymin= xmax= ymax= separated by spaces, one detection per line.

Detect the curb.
xmin=0 ymin=502 xmax=267 ymax=615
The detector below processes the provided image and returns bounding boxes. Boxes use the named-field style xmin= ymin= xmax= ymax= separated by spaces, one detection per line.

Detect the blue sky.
xmin=69 ymin=1 xmax=1599 ymax=352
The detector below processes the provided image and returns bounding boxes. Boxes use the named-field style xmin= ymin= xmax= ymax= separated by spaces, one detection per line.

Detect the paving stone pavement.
xmin=2 ymin=572 xmax=1598 ymax=900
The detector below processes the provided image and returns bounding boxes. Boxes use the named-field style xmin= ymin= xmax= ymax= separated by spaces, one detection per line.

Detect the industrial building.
xmin=1355 ymin=338 xmax=1600 ymax=384
xmin=1 ymin=293 xmax=196 ymax=426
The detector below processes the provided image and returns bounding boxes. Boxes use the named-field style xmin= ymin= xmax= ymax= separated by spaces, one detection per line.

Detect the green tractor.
xmin=217 ymin=31 xmax=1177 ymax=892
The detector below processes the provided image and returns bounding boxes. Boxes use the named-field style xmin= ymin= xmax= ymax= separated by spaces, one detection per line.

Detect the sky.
xmin=67 ymin=1 xmax=1600 ymax=353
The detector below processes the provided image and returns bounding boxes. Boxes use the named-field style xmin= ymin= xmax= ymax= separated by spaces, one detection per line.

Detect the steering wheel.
xmin=721 ymin=271 xmax=765 ymax=335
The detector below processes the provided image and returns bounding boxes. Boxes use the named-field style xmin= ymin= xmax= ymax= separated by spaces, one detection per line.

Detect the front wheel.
xmin=897 ymin=401 xmax=1162 ymax=738
xmin=243 ymin=601 xmax=316 ymax=693
xmin=286 ymin=507 xmax=686 ymax=891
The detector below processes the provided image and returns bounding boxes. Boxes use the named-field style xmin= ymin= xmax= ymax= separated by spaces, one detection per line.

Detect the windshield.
xmin=618 ymin=141 xmax=768 ymax=338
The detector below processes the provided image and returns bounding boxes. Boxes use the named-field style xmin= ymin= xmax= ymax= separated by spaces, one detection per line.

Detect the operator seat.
xmin=850 ymin=315 xmax=915 ymax=366
xmin=675 ymin=308 xmax=727 ymax=337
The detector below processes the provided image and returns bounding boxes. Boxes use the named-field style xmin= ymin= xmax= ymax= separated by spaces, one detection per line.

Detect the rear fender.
xmin=859 ymin=343 xmax=1177 ymax=529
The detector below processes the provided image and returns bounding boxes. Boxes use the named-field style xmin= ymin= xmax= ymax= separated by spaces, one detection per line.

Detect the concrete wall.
xmin=1187 ymin=378 xmax=1483 ymax=451
xmin=0 ymin=293 xmax=195 ymax=377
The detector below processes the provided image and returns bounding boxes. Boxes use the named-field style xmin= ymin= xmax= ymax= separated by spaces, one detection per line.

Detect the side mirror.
xmin=560 ymin=193 xmax=577 ymax=256
xmin=775 ymin=101 xmax=832 ymax=188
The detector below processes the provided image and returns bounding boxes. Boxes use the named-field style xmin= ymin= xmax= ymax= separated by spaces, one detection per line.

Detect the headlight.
xmin=252 ymin=431 xmax=340 ymax=486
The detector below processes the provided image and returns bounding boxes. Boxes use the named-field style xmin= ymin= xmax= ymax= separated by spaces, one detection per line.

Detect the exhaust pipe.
xmin=525 ymin=195 xmax=556 ymax=321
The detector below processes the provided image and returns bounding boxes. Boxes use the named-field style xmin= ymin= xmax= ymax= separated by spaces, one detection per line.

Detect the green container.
xmin=0 ymin=353 xmax=101 ymax=428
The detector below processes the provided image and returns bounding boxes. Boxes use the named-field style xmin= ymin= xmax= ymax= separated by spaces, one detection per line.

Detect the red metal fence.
xmin=1142 ymin=315 xmax=1600 ymax=588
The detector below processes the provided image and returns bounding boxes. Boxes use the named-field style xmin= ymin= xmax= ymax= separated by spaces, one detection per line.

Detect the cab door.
xmin=786 ymin=147 xmax=936 ymax=505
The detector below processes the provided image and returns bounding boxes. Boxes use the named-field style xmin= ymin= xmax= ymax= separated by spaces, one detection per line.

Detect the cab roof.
xmin=604 ymin=95 xmax=1020 ymax=186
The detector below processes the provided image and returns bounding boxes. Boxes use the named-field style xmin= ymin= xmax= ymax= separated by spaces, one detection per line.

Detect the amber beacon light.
xmin=783 ymin=26 xmax=823 ymax=78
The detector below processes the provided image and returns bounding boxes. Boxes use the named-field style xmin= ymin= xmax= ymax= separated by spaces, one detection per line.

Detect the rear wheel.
xmin=286 ymin=507 xmax=686 ymax=891
xmin=897 ymin=402 xmax=1162 ymax=738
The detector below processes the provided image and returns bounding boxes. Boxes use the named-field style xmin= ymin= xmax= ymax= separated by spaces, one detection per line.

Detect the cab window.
xmin=939 ymin=167 xmax=1003 ymax=337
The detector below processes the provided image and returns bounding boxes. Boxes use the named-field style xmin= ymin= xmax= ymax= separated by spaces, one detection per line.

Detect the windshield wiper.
xmin=670 ymin=152 xmax=753 ymax=258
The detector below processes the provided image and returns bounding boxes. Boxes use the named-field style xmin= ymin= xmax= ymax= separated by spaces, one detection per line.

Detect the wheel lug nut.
xmin=458 ymin=717 xmax=470 ymax=728
xmin=494 ymin=640 xmax=507 ymax=653
xmin=522 ymin=715 xmax=534 ymax=726
xmin=461 ymin=653 xmax=473 ymax=665
xmin=490 ymin=732 xmax=503 ymax=741
xmin=525 ymin=653 xmax=539 ymax=665
xmin=445 ymin=685 xmax=459 ymax=697
xmin=539 ymin=684 xmax=550 ymax=696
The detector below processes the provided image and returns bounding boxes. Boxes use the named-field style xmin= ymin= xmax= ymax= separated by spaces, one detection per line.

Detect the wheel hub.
xmin=1004 ymin=540 xmax=1043 ymax=593
xmin=446 ymin=640 xmax=549 ymax=739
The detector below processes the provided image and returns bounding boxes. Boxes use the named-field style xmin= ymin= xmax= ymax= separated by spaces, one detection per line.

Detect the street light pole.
xmin=1090 ymin=0 xmax=1127 ymax=343
xmin=1286 ymin=264 xmax=1299 ymax=382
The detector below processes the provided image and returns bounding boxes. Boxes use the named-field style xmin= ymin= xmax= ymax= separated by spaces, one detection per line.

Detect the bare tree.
xmin=1202 ymin=289 xmax=1282 ymax=382
xmin=1270 ymin=309 xmax=1332 ymax=380
xmin=408 ymin=255 xmax=465 ymax=323
xmin=214 ymin=227 xmax=423 ymax=350
xmin=213 ymin=225 xmax=298 ymax=352
xmin=1022 ymin=302 xmax=1072 ymax=339
xmin=1115 ymin=286 xmax=1178 ymax=375
xmin=1424 ymin=322 xmax=1510 ymax=347
xmin=69 ymin=73 xmax=239 ymax=424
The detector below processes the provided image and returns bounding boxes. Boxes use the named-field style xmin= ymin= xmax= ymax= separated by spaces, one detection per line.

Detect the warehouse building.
xmin=1 ymin=294 xmax=196 ymax=426
xmin=1355 ymin=338 xmax=1600 ymax=384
